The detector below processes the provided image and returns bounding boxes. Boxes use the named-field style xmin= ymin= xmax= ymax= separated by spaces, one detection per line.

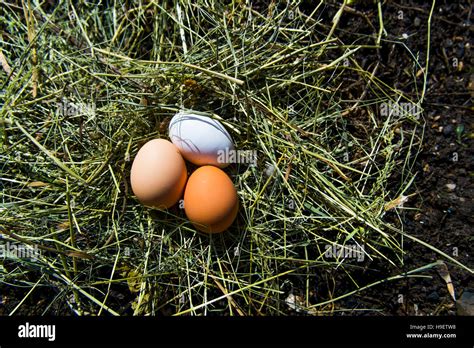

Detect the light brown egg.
xmin=130 ymin=139 xmax=187 ymax=209
xmin=184 ymin=166 xmax=238 ymax=233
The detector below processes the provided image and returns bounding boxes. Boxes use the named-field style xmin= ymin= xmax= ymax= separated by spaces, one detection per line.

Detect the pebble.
xmin=264 ymin=164 xmax=276 ymax=177
xmin=414 ymin=17 xmax=421 ymax=27
xmin=443 ymin=124 xmax=454 ymax=136
xmin=445 ymin=183 xmax=456 ymax=191
xmin=427 ymin=291 xmax=440 ymax=302
xmin=457 ymin=291 xmax=474 ymax=316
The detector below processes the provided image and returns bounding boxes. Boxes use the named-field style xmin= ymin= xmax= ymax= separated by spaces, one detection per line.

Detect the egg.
xmin=168 ymin=111 xmax=235 ymax=168
xmin=130 ymin=139 xmax=187 ymax=209
xmin=184 ymin=166 xmax=238 ymax=233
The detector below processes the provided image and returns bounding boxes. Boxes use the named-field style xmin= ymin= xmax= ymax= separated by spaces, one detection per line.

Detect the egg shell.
xmin=130 ymin=139 xmax=187 ymax=209
xmin=168 ymin=112 xmax=235 ymax=168
xmin=184 ymin=165 xmax=238 ymax=233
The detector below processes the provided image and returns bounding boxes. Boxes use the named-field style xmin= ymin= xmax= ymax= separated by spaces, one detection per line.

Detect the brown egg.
xmin=184 ymin=166 xmax=238 ymax=233
xmin=130 ymin=139 xmax=187 ymax=209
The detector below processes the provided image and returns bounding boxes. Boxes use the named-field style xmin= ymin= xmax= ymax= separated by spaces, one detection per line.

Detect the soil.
xmin=327 ymin=0 xmax=473 ymax=315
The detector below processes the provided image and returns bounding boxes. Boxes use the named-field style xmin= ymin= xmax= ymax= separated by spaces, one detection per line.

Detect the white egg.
xmin=168 ymin=111 xmax=235 ymax=168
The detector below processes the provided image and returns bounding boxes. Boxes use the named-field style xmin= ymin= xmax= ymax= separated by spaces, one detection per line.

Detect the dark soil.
xmin=330 ymin=0 xmax=473 ymax=315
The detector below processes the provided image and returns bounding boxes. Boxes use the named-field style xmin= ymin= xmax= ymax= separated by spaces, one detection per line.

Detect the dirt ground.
xmin=329 ymin=0 xmax=473 ymax=315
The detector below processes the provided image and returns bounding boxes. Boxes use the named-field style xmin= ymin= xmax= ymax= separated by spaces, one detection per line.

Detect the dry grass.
xmin=1 ymin=0 xmax=470 ymax=316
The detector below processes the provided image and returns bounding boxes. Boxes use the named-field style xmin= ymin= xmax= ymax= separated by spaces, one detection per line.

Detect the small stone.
xmin=414 ymin=17 xmax=421 ymax=26
xmin=427 ymin=291 xmax=440 ymax=302
xmin=264 ymin=164 xmax=276 ymax=177
xmin=443 ymin=124 xmax=454 ymax=136
xmin=445 ymin=38 xmax=453 ymax=47
xmin=457 ymin=291 xmax=474 ymax=316
xmin=445 ymin=183 xmax=456 ymax=191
